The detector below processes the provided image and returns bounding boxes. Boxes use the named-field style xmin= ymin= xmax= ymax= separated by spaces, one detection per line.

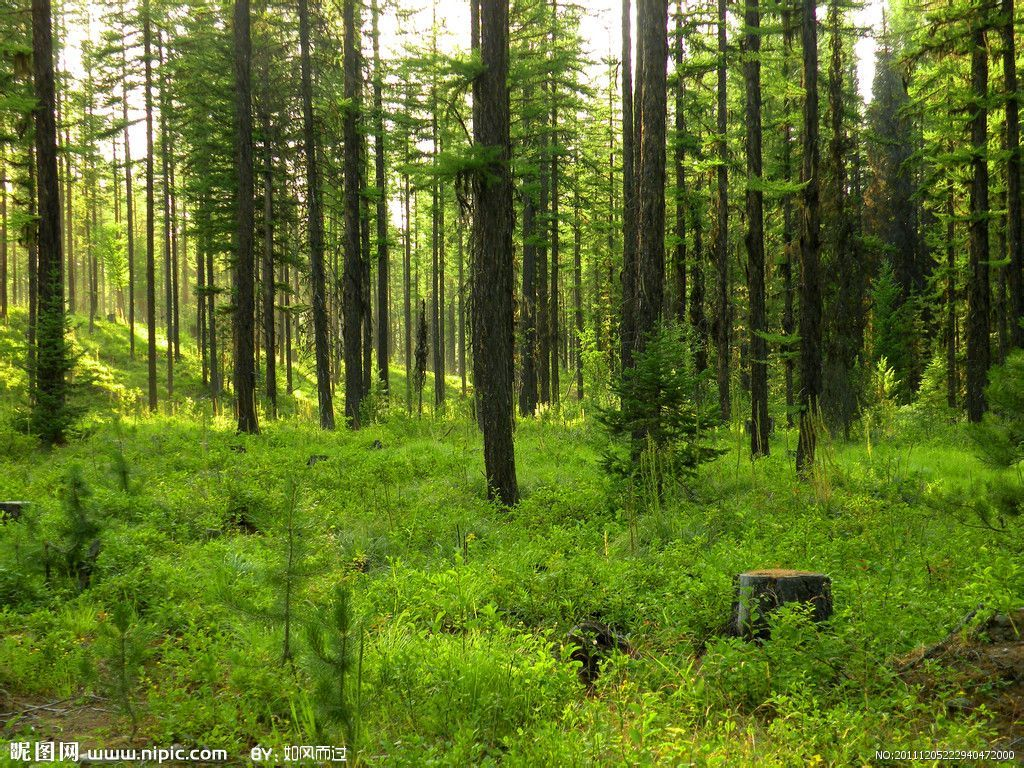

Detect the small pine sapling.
xmin=303 ymin=583 xmax=364 ymax=749
xmin=97 ymin=600 xmax=152 ymax=741
xmin=52 ymin=466 xmax=102 ymax=591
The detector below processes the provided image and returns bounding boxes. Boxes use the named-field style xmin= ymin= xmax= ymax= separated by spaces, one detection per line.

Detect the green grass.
xmin=0 ymin=310 xmax=1021 ymax=766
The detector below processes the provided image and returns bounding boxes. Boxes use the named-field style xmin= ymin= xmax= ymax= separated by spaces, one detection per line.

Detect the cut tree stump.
xmin=731 ymin=569 xmax=832 ymax=639
xmin=0 ymin=502 xmax=29 ymax=524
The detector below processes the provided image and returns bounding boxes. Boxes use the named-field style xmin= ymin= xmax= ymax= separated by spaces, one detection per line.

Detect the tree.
xmin=744 ymin=0 xmax=767 ymax=456
xmin=233 ymin=0 xmax=258 ymax=434
xmin=299 ymin=0 xmax=335 ymax=430
xmin=143 ymin=0 xmax=157 ymax=412
xmin=965 ymin=10 xmax=990 ymax=422
xmin=796 ymin=0 xmax=822 ymax=473
xmin=342 ymin=0 xmax=363 ymax=428
xmin=31 ymin=0 xmax=68 ymax=444
xmin=371 ymin=0 xmax=389 ymax=392
xmin=714 ymin=0 xmax=729 ymax=421
xmin=1002 ymin=0 xmax=1021 ymax=349
xmin=471 ymin=0 xmax=518 ymax=506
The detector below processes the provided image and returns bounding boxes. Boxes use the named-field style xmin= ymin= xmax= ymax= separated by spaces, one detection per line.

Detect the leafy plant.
xmin=598 ymin=321 xmax=723 ymax=487
xmin=97 ymin=600 xmax=152 ymax=740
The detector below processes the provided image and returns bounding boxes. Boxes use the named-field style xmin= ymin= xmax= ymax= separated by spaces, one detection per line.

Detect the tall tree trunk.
xmin=472 ymin=0 xmax=518 ymax=505
xmin=158 ymin=36 xmax=173 ymax=399
xmin=966 ymin=18 xmax=990 ymax=422
xmin=343 ymin=0 xmax=363 ymax=427
xmin=744 ymin=0 xmax=768 ymax=456
xmin=261 ymin=111 xmax=277 ymax=417
xmin=715 ymin=0 xmax=730 ymax=421
xmin=634 ymin=0 xmax=667 ymax=358
xmin=144 ymin=0 xmax=157 ymax=412
xmin=121 ymin=28 xmax=135 ymax=357
xmin=404 ymin=129 xmax=413 ymax=413
xmin=31 ymin=0 xmax=67 ymax=443
xmin=620 ymin=0 xmax=637 ymax=371
xmin=207 ymin=225 xmax=220 ymax=409
xmin=573 ymin=163 xmax=583 ymax=400
xmin=781 ymin=8 xmax=796 ymax=427
xmin=519 ymin=103 xmax=539 ymax=416
xmin=673 ymin=0 xmax=686 ymax=325
xmin=0 ymin=150 xmax=6 ymax=320
xmin=299 ymin=0 xmax=335 ymax=429
xmin=550 ymin=80 xmax=561 ymax=405
xmin=198 ymin=216 xmax=207 ymax=386
xmin=458 ymin=218 xmax=467 ymax=395
xmin=431 ymin=67 xmax=443 ymax=409
xmin=372 ymin=0 xmax=389 ymax=392
xmin=796 ymin=0 xmax=822 ymax=472
xmin=690 ymin=168 xmax=707 ymax=374
xmin=170 ymin=156 xmax=181 ymax=360
xmin=1003 ymin=0 xmax=1022 ymax=349
xmin=946 ymin=179 xmax=957 ymax=408
xmin=538 ymin=109 xmax=550 ymax=403
xmin=234 ymin=0 xmax=259 ymax=434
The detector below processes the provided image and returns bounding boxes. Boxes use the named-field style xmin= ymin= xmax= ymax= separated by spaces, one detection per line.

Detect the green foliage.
xmin=868 ymin=261 xmax=919 ymax=398
xmin=94 ymin=221 xmax=129 ymax=292
xmin=970 ymin=352 xmax=1024 ymax=470
xmin=52 ymin=466 xmax=102 ymax=592
xmin=598 ymin=322 xmax=723 ymax=484
xmin=96 ymin=600 xmax=152 ymax=739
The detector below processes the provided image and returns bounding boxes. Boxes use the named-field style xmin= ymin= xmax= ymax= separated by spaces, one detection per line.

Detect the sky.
xmin=64 ymin=0 xmax=889 ymax=162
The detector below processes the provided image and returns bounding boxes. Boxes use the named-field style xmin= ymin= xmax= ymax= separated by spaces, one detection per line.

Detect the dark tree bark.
xmin=403 ymin=122 xmax=413 ymax=413
xmin=143 ymin=0 xmax=157 ymax=412
xmin=573 ymin=165 xmax=583 ymax=401
xmin=519 ymin=102 xmax=539 ymax=416
xmin=673 ymin=0 xmax=686 ymax=326
xmin=343 ymin=0 xmax=363 ymax=427
xmin=796 ymin=0 xmax=822 ymax=473
xmin=781 ymin=9 xmax=796 ymax=427
xmin=946 ymin=179 xmax=957 ymax=408
xmin=261 ymin=109 xmax=276 ymax=417
xmin=207 ymin=224 xmax=220 ymax=410
xmin=120 ymin=29 xmax=136 ymax=358
xmin=157 ymin=37 xmax=175 ymax=396
xmin=966 ymin=18 xmax=990 ymax=422
xmin=299 ymin=0 xmax=335 ymax=429
xmin=233 ymin=0 xmax=258 ymax=434
xmin=31 ymin=0 xmax=67 ymax=444
xmin=1003 ymin=0 xmax=1022 ymax=349
xmin=690 ymin=168 xmax=707 ymax=374
xmin=1 ymin=150 xmax=6 ymax=320
xmin=634 ymin=0 xmax=668 ymax=356
xmin=715 ymin=0 xmax=730 ymax=421
xmin=198 ymin=216 xmax=207 ymax=386
xmin=549 ymin=2 xmax=561 ymax=404
xmin=538 ymin=114 xmax=550 ymax=404
xmin=744 ymin=0 xmax=768 ymax=456
xmin=371 ymin=0 xmax=389 ymax=392
xmin=472 ymin=0 xmax=518 ymax=505
xmin=431 ymin=70 xmax=444 ymax=409
xmin=458 ymin=219 xmax=467 ymax=396
xmin=620 ymin=0 xmax=637 ymax=371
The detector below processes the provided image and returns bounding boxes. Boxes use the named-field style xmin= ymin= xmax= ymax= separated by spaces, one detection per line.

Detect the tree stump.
xmin=731 ymin=569 xmax=832 ymax=639
xmin=0 ymin=501 xmax=29 ymax=524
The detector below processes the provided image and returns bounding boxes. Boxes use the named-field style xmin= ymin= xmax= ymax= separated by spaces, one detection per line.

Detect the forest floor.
xmin=0 ymin=310 xmax=1022 ymax=766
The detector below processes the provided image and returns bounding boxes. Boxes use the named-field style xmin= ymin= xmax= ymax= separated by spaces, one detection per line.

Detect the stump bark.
xmin=0 ymin=501 xmax=29 ymax=523
xmin=731 ymin=569 xmax=832 ymax=639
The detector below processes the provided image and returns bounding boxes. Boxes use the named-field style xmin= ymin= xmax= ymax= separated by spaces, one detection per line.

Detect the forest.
xmin=0 ymin=0 xmax=1023 ymax=761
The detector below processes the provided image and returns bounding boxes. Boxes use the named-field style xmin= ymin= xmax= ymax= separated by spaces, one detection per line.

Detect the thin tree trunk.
xmin=715 ymin=0 xmax=730 ymax=421
xmin=745 ymin=0 xmax=768 ymax=456
xmin=673 ymin=0 xmax=686 ymax=325
xmin=519 ymin=101 xmax=538 ymax=416
xmin=234 ymin=0 xmax=259 ymax=434
xmin=343 ymin=0 xmax=363 ymax=427
xmin=120 ymin=20 xmax=135 ymax=358
xmin=372 ymin=0 xmax=389 ymax=392
xmin=781 ymin=9 xmax=796 ymax=427
xmin=158 ymin=35 xmax=173 ymax=400
xmin=620 ymin=0 xmax=637 ymax=371
xmin=299 ymin=0 xmax=335 ymax=429
xmin=144 ymin=0 xmax=157 ymax=412
xmin=573 ymin=164 xmax=583 ymax=400
xmin=1003 ymin=0 xmax=1022 ymax=349
xmin=0 ymin=149 xmax=6 ymax=320
xmin=966 ymin=17 xmax=990 ymax=422
xmin=261 ymin=111 xmax=277 ymax=417
xmin=796 ymin=0 xmax=822 ymax=472
xmin=946 ymin=179 xmax=957 ymax=408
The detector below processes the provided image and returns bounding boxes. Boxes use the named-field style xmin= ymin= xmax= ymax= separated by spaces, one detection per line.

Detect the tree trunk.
xmin=673 ymin=0 xmax=686 ymax=326
xmin=966 ymin=19 xmax=990 ymax=423
xmin=157 ymin=35 xmax=173 ymax=399
xmin=261 ymin=109 xmax=276 ymax=417
xmin=690 ymin=168 xmax=707 ymax=374
xmin=144 ymin=0 xmax=157 ymax=412
xmin=946 ymin=180 xmax=957 ymax=408
xmin=715 ymin=0 xmax=730 ymax=421
xmin=1003 ymin=0 xmax=1022 ymax=349
xmin=233 ymin=0 xmax=259 ymax=434
xmin=299 ymin=0 xmax=335 ymax=429
xmin=745 ymin=0 xmax=768 ymax=456
xmin=781 ymin=9 xmax=796 ymax=427
xmin=0 ymin=150 xmax=6 ymax=320
xmin=620 ymin=0 xmax=637 ymax=371
xmin=121 ymin=28 xmax=135 ymax=358
xmin=519 ymin=103 xmax=539 ymax=417
xmin=796 ymin=0 xmax=822 ymax=472
xmin=31 ymin=0 xmax=67 ymax=444
xmin=731 ymin=570 xmax=833 ymax=640
xmin=573 ymin=166 xmax=583 ymax=401
xmin=549 ymin=7 xmax=561 ymax=405
xmin=472 ymin=0 xmax=518 ymax=506
xmin=404 ymin=136 xmax=413 ymax=413
xmin=634 ymin=0 xmax=668 ymax=357
xmin=343 ymin=0 xmax=363 ymax=427
xmin=372 ymin=0 xmax=389 ymax=393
